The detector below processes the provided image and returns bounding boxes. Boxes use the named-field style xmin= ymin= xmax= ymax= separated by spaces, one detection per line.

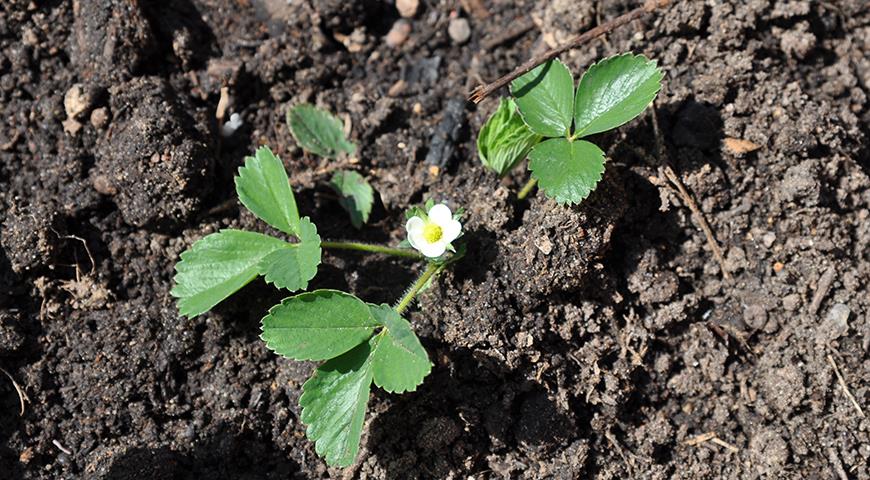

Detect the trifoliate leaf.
xmin=260 ymin=290 xmax=378 ymax=361
xmin=329 ymin=170 xmax=374 ymax=229
xmin=300 ymin=340 xmax=373 ymax=467
xmin=528 ymin=138 xmax=605 ymax=205
xmin=235 ymin=146 xmax=300 ymax=236
xmin=573 ymin=53 xmax=663 ymax=137
xmin=368 ymin=304 xmax=431 ymax=394
xmin=287 ymin=104 xmax=356 ymax=159
xmin=172 ymin=230 xmax=289 ymax=317
xmin=477 ymin=98 xmax=543 ymax=176
xmin=258 ymin=217 xmax=322 ymax=291
xmin=510 ymin=59 xmax=574 ymax=138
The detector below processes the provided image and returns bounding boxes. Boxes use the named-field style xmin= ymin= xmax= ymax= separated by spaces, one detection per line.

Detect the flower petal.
xmin=406 ymin=217 xmax=425 ymax=250
xmin=419 ymin=241 xmax=447 ymax=258
xmin=439 ymin=219 xmax=462 ymax=243
xmin=427 ymin=204 xmax=453 ymax=224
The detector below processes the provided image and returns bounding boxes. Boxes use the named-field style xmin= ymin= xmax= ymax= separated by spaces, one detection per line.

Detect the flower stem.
xmin=395 ymin=262 xmax=442 ymax=314
xmin=517 ymin=177 xmax=538 ymax=200
xmin=321 ymin=240 xmax=424 ymax=259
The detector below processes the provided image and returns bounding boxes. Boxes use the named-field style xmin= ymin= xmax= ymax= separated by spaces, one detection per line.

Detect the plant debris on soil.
xmin=2 ymin=0 xmax=869 ymax=478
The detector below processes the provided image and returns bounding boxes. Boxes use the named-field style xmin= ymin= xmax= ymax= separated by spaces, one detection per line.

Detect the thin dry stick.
xmin=1 ymin=366 xmax=30 ymax=416
xmin=710 ymin=437 xmax=738 ymax=453
xmin=685 ymin=431 xmax=716 ymax=446
xmin=827 ymin=447 xmax=850 ymax=480
xmin=685 ymin=432 xmax=738 ymax=453
xmin=649 ymin=107 xmax=731 ymax=281
xmin=468 ymin=0 xmax=671 ymax=103
xmin=660 ymin=166 xmax=731 ymax=281
xmin=809 ymin=266 xmax=836 ymax=315
xmin=827 ymin=353 xmax=866 ymax=418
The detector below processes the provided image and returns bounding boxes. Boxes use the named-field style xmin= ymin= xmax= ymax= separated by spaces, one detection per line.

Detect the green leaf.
xmin=287 ymin=104 xmax=356 ymax=159
xmin=235 ymin=146 xmax=300 ymax=235
xmin=573 ymin=53 xmax=663 ymax=137
xmin=329 ymin=170 xmax=374 ymax=229
xmin=528 ymin=138 xmax=605 ymax=205
xmin=477 ymin=98 xmax=543 ymax=176
xmin=510 ymin=59 xmax=574 ymax=138
xmin=172 ymin=230 xmax=289 ymax=317
xmin=368 ymin=304 xmax=431 ymax=394
xmin=258 ymin=217 xmax=322 ymax=291
xmin=260 ymin=290 xmax=378 ymax=361
xmin=300 ymin=340 xmax=373 ymax=467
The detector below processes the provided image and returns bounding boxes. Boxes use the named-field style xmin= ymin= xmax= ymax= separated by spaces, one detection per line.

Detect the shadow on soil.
xmin=99 ymin=428 xmax=300 ymax=480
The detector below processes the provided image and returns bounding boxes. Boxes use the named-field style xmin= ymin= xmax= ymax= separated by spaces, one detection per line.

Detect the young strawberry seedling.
xmin=477 ymin=53 xmax=663 ymax=204
xmin=173 ymin=106 xmax=463 ymax=467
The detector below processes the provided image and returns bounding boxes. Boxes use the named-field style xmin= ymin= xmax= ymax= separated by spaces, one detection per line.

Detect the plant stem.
xmin=395 ymin=262 xmax=441 ymax=314
xmin=517 ymin=177 xmax=538 ymax=200
xmin=321 ymin=240 xmax=424 ymax=259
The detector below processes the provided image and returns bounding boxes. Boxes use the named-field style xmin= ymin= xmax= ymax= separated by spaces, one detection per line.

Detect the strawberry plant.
xmin=173 ymin=123 xmax=462 ymax=466
xmin=477 ymin=53 xmax=663 ymax=204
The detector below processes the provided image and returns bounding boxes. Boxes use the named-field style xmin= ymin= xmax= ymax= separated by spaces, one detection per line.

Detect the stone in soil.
xmin=396 ymin=0 xmax=419 ymax=18
xmin=448 ymin=17 xmax=471 ymax=44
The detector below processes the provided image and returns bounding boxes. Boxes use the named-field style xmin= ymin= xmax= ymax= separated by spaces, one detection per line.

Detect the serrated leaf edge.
xmin=529 ymin=139 xmax=606 ymax=206
xmin=573 ymin=52 xmax=663 ymax=138
xmin=509 ymin=58 xmax=574 ymax=138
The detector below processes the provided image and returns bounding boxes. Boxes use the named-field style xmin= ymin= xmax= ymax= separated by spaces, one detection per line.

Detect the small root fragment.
xmin=646 ymin=107 xmax=731 ymax=281
xmin=1 ymin=366 xmax=30 ymax=416
xmin=826 ymin=352 xmax=866 ymax=418
xmin=685 ymin=431 xmax=738 ymax=453
xmin=809 ymin=267 xmax=836 ymax=316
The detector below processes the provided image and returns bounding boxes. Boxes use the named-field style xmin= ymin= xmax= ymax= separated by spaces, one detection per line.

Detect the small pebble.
xmin=90 ymin=107 xmax=109 ymax=129
xmin=92 ymin=174 xmax=117 ymax=195
xmin=220 ymin=112 xmax=243 ymax=137
xmin=62 ymin=118 xmax=82 ymax=136
xmin=781 ymin=293 xmax=801 ymax=311
xmin=821 ymin=303 xmax=850 ymax=340
xmin=22 ymin=28 xmax=38 ymax=46
xmin=64 ymin=83 xmax=95 ymax=120
xmin=448 ymin=18 xmax=471 ymax=44
xmin=396 ymin=0 xmax=418 ymax=18
xmin=385 ymin=19 xmax=411 ymax=48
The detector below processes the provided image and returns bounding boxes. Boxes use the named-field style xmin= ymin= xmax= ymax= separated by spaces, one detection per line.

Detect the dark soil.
xmin=2 ymin=0 xmax=869 ymax=478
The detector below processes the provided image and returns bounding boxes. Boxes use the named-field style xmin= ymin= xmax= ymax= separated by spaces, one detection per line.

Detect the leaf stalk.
xmin=517 ymin=177 xmax=538 ymax=200
xmin=395 ymin=262 xmax=442 ymax=314
xmin=321 ymin=240 xmax=424 ymax=259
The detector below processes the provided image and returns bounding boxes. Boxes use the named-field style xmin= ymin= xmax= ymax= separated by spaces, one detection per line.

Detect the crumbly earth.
xmin=1 ymin=0 xmax=869 ymax=478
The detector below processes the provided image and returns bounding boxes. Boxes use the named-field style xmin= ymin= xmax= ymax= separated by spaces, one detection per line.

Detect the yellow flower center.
xmin=422 ymin=222 xmax=443 ymax=243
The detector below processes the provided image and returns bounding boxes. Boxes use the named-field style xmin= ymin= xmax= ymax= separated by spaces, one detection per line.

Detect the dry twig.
xmin=827 ymin=447 xmax=850 ymax=480
xmin=684 ymin=431 xmax=716 ymax=446
xmin=468 ymin=0 xmax=671 ymax=103
xmin=710 ymin=437 xmax=738 ymax=453
xmin=827 ymin=353 xmax=865 ymax=418
xmin=1 ymin=366 xmax=29 ymax=416
xmin=649 ymin=107 xmax=732 ymax=281
xmin=661 ymin=165 xmax=731 ymax=280
xmin=685 ymin=431 xmax=738 ymax=453
xmin=809 ymin=267 xmax=836 ymax=316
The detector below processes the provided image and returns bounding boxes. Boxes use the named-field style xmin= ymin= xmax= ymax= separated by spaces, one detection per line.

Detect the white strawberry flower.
xmin=405 ymin=204 xmax=462 ymax=258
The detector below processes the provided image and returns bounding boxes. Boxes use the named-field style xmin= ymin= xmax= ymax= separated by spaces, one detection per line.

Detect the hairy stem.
xmin=517 ymin=177 xmax=538 ymax=200
xmin=395 ymin=262 xmax=442 ymax=314
xmin=321 ymin=240 xmax=424 ymax=259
